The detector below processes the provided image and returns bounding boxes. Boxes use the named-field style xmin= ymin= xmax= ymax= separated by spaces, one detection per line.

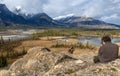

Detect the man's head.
xmin=101 ymin=36 xmax=111 ymax=45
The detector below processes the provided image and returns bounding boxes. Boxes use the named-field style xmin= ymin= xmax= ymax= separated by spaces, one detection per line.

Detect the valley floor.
xmin=14 ymin=36 xmax=120 ymax=56
xmin=1 ymin=29 xmax=120 ymax=70
xmin=14 ymin=36 xmax=98 ymax=54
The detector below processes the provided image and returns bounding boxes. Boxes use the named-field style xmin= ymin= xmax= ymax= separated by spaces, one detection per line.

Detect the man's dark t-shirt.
xmin=98 ymin=42 xmax=119 ymax=63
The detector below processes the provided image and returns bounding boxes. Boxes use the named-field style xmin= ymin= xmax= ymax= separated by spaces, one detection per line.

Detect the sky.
xmin=0 ymin=0 xmax=120 ymax=25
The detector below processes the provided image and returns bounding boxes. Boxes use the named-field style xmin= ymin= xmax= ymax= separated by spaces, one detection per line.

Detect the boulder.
xmin=0 ymin=70 xmax=10 ymax=76
xmin=71 ymin=59 xmax=120 ymax=76
xmin=0 ymin=47 xmax=120 ymax=76
xmin=0 ymin=47 xmax=86 ymax=76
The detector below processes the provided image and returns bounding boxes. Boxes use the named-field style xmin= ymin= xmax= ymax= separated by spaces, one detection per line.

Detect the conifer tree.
xmin=0 ymin=36 xmax=4 ymax=44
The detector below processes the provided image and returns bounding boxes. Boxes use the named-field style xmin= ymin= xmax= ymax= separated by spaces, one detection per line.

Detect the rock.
xmin=0 ymin=70 xmax=10 ymax=76
xmin=1 ymin=47 xmax=120 ymax=76
xmin=44 ymin=59 xmax=86 ymax=76
xmin=70 ymin=59 xmax=120 ymax=76
xmin=0 ymin=47 xmax=86 ymax=76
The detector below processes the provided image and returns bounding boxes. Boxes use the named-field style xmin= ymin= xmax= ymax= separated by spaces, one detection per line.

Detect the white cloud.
xmin=0 ymin=0 xmax=120 ymax=25
xmin=1 ymin=0 xmax=48 ymax=14
xmin=100 ymin=14 xmax=120 ymax=24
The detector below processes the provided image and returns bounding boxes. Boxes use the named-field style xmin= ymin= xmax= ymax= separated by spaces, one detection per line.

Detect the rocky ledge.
xmin=0 ymin=47 xmax=120 ymax=76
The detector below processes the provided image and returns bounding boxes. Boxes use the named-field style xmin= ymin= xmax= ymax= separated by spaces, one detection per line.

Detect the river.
xmin=78 ymin=36 xmax=120 ymax=46
xmin=0 ymin=29 xmax=37 ymax=41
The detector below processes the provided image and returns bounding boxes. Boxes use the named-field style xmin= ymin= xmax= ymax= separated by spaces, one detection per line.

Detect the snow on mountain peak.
xmin=14 ymin=6 xmax=23 ymax=15
xmin=16 ymin=6 xmax=22 ymax=11
xmin=14 ymin=6 xmax=29 ymax=16
xmin=53 ymin=14 xmax=74 ymax=20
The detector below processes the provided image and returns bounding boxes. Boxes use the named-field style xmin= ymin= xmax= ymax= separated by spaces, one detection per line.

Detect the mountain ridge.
xmin=0 ymin=4 xmax=62 ymax=28
xmin=0 ymin=4 xmax=119 ymax=29
xmin=55 ymin=15 xmax=120 ymax=29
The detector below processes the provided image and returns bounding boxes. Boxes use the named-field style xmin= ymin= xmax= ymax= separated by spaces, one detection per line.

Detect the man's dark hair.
xmin=101 ymin=36 xmax=111 ymax=42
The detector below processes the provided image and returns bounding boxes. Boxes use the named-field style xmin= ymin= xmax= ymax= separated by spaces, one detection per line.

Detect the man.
xmin=94 ymin=36 xmax=119 ymax=63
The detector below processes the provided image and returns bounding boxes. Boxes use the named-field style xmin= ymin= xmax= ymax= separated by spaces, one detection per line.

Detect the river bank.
xmin=0 ymin=29 xmax=38 ymax=41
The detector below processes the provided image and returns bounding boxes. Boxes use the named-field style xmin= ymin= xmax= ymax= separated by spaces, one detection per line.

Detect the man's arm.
xmin=98 ymin=46 xmax=103 ymax=57
xmin=93 ymin=46 xmax=103 ymax=63
xmin=117 ymin=45 xmax=119 ymax=57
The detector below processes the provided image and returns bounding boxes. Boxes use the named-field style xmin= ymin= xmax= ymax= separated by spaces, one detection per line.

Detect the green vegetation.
xmin=51 ymin=42 xmax=95 ymax=50
xmin=31 ymin=29 xmax=120 ymax=39
xmin=0 ymin=36 xmax=27 ymax=68
xmin=0 ymin=55 xmax=7 ymax=68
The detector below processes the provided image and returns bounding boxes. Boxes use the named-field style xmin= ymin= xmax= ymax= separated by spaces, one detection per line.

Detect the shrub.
xmin=0 ymin=37 xmax=27 ymax=67
xmin=21 ymin=46 xmax=27 ymax=55
xmin=51 ymin=42 xmax=95 ymax=50
xmin=0 ymin=36 xmax=4 ymax=44
xmin=0 ymin=55 xmax=8 ymax=68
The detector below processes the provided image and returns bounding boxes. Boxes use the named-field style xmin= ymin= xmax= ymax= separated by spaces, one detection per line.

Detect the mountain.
xmin=14 ymin=6 xmax=23 ymax=15
xmin=0 ymin=4 xmax=26 ymax=25
xmin=0 ymin=4 xmax=119 ymax=29
xmin=26 ymin=13 xmax=56 ymax=26
xmin=53 ymin=14 xmax=74 ymax=20
xmin=55 ymin=15 xmax=120 ymax=29
xmin=0 ymin=4 xmax=62 ymax=28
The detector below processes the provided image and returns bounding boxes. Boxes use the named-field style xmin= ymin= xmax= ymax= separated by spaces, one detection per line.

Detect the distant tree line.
xmin=30 ymin=29 xmax=120 ymax=40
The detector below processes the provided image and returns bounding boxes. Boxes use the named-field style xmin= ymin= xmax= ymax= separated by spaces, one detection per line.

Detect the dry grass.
xmin=40 ymin=36 xmax=66 ymax=40
xmin=14 ymin=36 xmax=120 ymax=55
xmin=14 ymin=37 xmax=98 ymax=55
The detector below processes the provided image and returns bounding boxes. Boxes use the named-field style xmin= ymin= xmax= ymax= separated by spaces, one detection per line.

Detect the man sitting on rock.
xmin=94 ymin=36 xmax=119 ymax=63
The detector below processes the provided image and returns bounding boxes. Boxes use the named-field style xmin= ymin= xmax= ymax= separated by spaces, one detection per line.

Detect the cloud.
xmin=43 ymin=0 xmax=120 ymax=25
xmin=0 ymin=0 xmax=120 ymax=25
xmin=1 ymin=0 xmax=48 ymax=14
xmin=100 ymin=14 xmax=120 ymax=24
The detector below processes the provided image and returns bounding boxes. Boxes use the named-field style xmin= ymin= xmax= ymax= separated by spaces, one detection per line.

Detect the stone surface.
xmin=0 ymin=47 xmax=120 ymax=76
xmin=0 ymin=70 xmax=10 ymax=76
